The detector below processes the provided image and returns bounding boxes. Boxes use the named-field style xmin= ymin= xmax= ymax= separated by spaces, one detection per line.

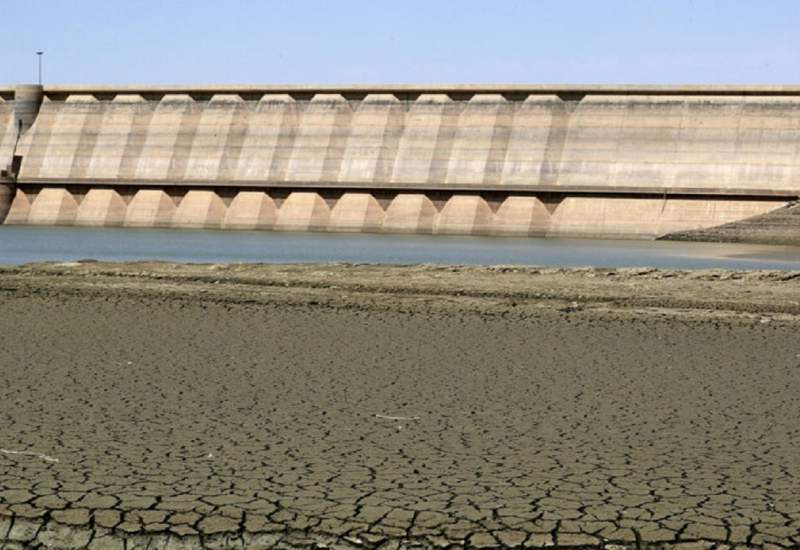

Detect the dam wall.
xmin=1 ymin=88 xmax=19 ymax=220
xmin=2 ymin=84 xmax=799 ymax=238
xmin=0 ymin=88 xmax=17 ymax=181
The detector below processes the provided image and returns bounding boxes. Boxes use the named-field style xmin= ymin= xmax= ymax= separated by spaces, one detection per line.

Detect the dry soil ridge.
xmin=2 ymin=261 xmax=800 ymax=319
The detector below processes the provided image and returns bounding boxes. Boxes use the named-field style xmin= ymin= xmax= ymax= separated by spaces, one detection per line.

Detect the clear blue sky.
xmin=3 ymin=0 xmax=799 ymax=85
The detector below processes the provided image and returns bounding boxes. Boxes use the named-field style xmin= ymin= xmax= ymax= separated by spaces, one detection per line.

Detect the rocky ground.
xmin=1 ymin=262 xmax=799 ymax=549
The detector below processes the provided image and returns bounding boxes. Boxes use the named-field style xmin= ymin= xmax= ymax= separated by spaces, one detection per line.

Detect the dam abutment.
xmin=12 ymin=84 xmax=44 ymax=136
xmin=2 ymin=84 xmax=799 ymax=241
xmin=0 ymin=182 xmax=12 ymax=221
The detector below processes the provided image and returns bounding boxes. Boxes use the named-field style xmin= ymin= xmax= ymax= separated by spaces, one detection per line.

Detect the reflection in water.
xmin=0 ymin=225 xmax=799 ymax=270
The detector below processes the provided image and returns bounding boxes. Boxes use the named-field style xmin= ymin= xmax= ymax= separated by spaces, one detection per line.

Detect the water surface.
xmin=0 ymin=226 xmax=799 ymax=270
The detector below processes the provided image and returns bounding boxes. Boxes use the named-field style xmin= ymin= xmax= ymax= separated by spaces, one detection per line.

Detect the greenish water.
xmin=0 ymin=226 xmax=799 ymax=270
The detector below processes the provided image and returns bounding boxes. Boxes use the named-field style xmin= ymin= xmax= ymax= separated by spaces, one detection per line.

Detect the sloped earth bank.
xmin=662 ymin=202 xmax=800 ymax=246
xmin=1 ymin=262 xmax=800 ymax=550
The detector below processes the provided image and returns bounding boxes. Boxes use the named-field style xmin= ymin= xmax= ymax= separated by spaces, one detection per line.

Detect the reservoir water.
xmin=0 ymin=226 xmax=799 ymax=270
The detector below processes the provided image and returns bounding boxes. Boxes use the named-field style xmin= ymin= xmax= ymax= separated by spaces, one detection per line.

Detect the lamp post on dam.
xmin=36 ymin=51 xmax=44 ymax=86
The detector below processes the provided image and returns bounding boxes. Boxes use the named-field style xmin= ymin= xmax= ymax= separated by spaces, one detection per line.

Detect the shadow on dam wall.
xmin=2 ymin=83 xmax=799 ymax=241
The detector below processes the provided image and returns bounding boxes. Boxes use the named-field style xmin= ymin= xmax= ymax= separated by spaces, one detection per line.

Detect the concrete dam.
xmin=1 ymin=83 xmax=799 ymax=239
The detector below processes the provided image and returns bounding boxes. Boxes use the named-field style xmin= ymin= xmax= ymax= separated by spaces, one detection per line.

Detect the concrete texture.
xmin=383 ymin=193 xmax=438 ymax=234
xmin=3 ymin=188 xmax=31 ymax=224
xmin=0 ymin=100 xmax=17 ymax=174
xmin=1 ymin=261 xmax=800 ymax=549
xmin=222 ymin=191 xmax=277 ymax=230
xmin=2 ymin=84 xmax=800 ymax=239
xmin=436 ymin=195 xmax=495 ymax=235
xmin=123 ymin=189 xmax=175 ymax=228
xmin=26 ymin=187 xmax=78 ymax=225
xmin=12 ymin=90 xmax=800 ymax=196
xmin=172 ymin=190 xmax=226 ymax=229
xmin=74 ymin=188 xmax=127 ymax=226
xmin=274 ymin=191 xmax=331 ymax=231
xmin=546 ymin=196 xmax=785 ymax=239
xmin=0 ymin=183 xmax=12 ymax=222
xmin=328 ymin=192 xmax=385 ymax=232
xmin=9 ymin=85 xmax=43 ymax=136
xmin=492 ymin=196 xmax=550 ymax=236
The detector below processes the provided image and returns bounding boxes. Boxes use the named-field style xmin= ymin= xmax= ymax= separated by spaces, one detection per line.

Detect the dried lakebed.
xmin=0 ymin=262 xmax=799 ymax=549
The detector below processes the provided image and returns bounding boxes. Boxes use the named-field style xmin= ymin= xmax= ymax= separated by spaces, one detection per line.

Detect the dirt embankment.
xmin=2 ymin=260 xmax=800 ymax=319
xmin=662 ymin=201 xmax=800 ymax=246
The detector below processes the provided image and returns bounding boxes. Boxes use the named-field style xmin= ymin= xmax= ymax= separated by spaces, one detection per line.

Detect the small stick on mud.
xmin=374 ymin=414 xmax=420 ymax=421
xmin=0 ymin=448 xmax=59 ymax=463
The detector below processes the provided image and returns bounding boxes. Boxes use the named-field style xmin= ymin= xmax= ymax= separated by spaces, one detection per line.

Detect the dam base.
xmin=1 ymin=185 xmax=787 ymax=239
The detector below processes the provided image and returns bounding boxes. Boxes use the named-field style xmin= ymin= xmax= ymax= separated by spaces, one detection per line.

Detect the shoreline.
xmin=2 ymin=261 xmax=799 ymax=318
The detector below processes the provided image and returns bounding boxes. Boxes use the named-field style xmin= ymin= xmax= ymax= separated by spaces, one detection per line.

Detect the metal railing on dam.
xmin=1 ymin=83 xmax=799 ymax=239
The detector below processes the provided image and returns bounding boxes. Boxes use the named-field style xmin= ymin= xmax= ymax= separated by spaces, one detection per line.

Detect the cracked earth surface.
xmin=0 ymin=262 xmax=799 ymax=549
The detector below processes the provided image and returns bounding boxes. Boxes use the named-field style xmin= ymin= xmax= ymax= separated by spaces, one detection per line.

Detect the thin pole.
xmin=36 ymin=51 xmax=43 ymax=85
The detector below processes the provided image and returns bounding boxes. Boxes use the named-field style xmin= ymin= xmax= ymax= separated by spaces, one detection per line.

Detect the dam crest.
xmin=2 ymin=84 xmax=799 ymax=239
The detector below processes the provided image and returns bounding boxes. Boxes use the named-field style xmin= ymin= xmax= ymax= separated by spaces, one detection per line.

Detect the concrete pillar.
xmin=435 ymin=195 xmax=494 ymax=235
xmin=27 ymin=187 xmax=79 ymax=225
xmin=222 ymin=191 xmax=277 ymax=230
xmin=74 ymin=189 xmax=127 ymax=227
xmin=3 ymin=188 xmax=32 ymax=224
xmin=275 ymin=192 xmax=330 ymax=232
xmin=383 ymin=193 xmax=438 ymax=234
xmin=172 ymin=190 xmax=226 ymax=229
xmin=328 ymin=192 xmax=385 ymax=232
xmin=13 ymin=85 xmax=44 ymax=137
xmin=492 ymin=196 xmax=550 ymax=236
xmin=123 ymin=189 xmax=176 ymax=228
xmin=0 ymin=183 xmax=13 ymax=223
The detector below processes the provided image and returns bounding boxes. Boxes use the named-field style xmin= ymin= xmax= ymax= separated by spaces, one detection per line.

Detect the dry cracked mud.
xmin=1 ymin=262 xmax=799 ymax=549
